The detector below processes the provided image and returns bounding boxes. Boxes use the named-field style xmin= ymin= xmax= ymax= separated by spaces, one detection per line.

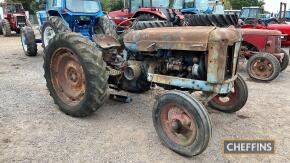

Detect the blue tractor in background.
xmin=239 ymin=6 xmax=278 ymax=25
xmin=172 ymin=0 xmax=224 ymax=15
xmin=20 ymin=0 xmax=117 ymax=56
xmin=172 ymin=0 xmax=238 ymax=27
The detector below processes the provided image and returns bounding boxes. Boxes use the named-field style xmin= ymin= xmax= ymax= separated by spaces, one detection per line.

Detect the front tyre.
xmin=208 ymin=74 xmax=248 ymax=113
xmin=153 ymin=91 xmax=212 ymax=157
xmin=2 ymin=19 xmax=11 ymax=37
xmin=21 ymin=26 xmax=37 ymax=57
xmin=41 ymin=16 xmax=71 ymax=48
xmin=247 ymin=53 xmax=281 ymax=82
xmin=280 ymin=49 xmax=289 ymax=72
xmin=44 ymin=32 xmax=108 ymax=117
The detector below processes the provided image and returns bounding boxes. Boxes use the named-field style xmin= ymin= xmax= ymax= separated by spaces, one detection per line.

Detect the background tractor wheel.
xmin=0 ymin=22 xmax=3 ymax=35
xmin=133 ymin=21 xmax=172 ymax=30
xmin=247 ymin=53 xmax=281 ymax=82
xmin=184 ymin=14 xmax=238 ymax=27
xmin=136 ymin=14 xmax=160 ymax=21
xmin=208 ymin=74 xmax=248 ymax=113
xmin=41 ymin=16 xmax=71 ymax=48
xmin=153 ymin=91 xmax=212 ymax=157
xmin=21 ymin=26 xmax=37 ymax=57
xmin=2 ymin=19 xmax=11 ymax=37
xmin=94 ymin=15 xmax=118 ymax=40
xmin=44 ymin=32 xmax=108 ymax=117
xmin=280 ymin=49 xmax=289 ymax=72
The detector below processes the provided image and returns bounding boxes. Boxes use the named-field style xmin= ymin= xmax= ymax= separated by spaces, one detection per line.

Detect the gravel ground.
xmin=0 ymin=34 xmax=290 ymax=162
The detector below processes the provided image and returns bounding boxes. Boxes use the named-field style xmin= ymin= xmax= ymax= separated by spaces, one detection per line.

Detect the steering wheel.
xmin=115 ymin=18 xmax=139 ymax=34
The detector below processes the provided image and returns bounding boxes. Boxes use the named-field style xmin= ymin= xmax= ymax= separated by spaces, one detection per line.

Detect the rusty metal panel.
xmin=92 ymin=34 xmax=121 ymax=49
xmin=147 ymin=73 xmax=234 ymax=94
xmin=207 ymin=28 xmax=242 ymax=83
xmin=124 ymin=26 xmax=216 ymax=52
xmin=241 ymin=28 xmax=282 ymax=36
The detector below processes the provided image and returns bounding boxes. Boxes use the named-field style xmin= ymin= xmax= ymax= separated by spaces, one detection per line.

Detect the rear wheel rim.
xmin=50 ymin=48 xmax=86 ymax=107
xmin=43 ymin=26 xmax=56 ymax=47
xmin=21 ymin=32 xmax=27 ymax=52
xmin=160 ymin=103 xmax=197 ymax=147
xmin=250 ymin=58 xmax=274 ymax=79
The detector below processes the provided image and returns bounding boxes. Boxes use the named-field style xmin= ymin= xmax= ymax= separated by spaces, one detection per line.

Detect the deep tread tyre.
xmin=41 ymin=16 xmax=71 ymax=48
xmin=21 ymin=26 xmax=37 ymax=56
xmin=0 ymin=22 xmax=3 ymax=35
xmin=44 ymin=32 xmax=108 ymax=117
xmin=247 ymin=53 xmax=281 ymax=81
xmin=208 ymin=74 xmax=248 ymax=113
xmin=184 ymin=14 xmax=238 ymax=27
xmin=153 ymin=91 xmax=212 ymax=157
xmin=95 ymin=15 xmax=118 ymax=40
xmin=136 ymin=14 xmax=159 ymax=21
xmin=2 ymin=19 xmax=11 ymax=36
xmin=280 ymin=49 xmax=289 ymax=72
xmin=133 ymin=21 xmax=172 ymax=30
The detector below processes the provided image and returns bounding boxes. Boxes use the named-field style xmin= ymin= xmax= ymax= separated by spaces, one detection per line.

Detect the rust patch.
xmin=92 ymin=34 xmax=121 ymax=49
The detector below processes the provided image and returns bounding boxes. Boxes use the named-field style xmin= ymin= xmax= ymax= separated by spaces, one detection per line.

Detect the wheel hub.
xmin=211 ymin=84 xmax=238 ymax=107
xmin=160 ymin=104 xmax=197 ymax=146
xmin=251 ymin=58 xmax=273 ymax=78
xmin=50 ymin=48 xmax=86 ymax=106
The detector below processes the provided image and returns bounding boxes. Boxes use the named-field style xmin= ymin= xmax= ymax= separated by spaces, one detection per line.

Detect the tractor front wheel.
xmin=280 ymin=49 xmax=289 ymax=72
xmin=247 ymin=53 xmax=281 ymax=81
xmin=44 ymin=32 xmax=108 ymax=117
xmin=2 ymin=19 xmax=11 ymax=37
xmin=21 ymin=26 xmax=37 ymax=57
xmin=153 ymin=91 xmax=212 ymax=157
xmin=208 ymin=74 xmax=248 ymax=113
xmin=41 ymin=16 xmax=71 ymax=48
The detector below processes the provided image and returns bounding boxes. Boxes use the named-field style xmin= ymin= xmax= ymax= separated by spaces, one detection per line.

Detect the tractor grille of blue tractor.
xmin=224 ymin=44 xmax=237 ymax=80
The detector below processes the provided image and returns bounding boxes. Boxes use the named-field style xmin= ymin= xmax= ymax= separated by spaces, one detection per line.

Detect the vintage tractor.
xmin=24 ymin=0 xmax=248 ymax=157
xmin=0 ymin=2 xmax=29 ymax=36
xmin=109 ymin=0 xmax=184 ymax=27
xmin=239 ymin=6 xmax=278 ymax=25
xmin=20 ymin=0 xmax=118 ymax=57
xmin=240 ymin=29 xmax=289 ymax=81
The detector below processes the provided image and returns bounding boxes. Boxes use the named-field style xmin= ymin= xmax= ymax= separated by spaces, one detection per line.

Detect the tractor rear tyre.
xmin=2 ymin=19 xmax=11 ymax=37
xmin=94 ymin=15 xmax=118 ymax=40
xmin=0 ymin=23 xmax=3 ymax=35
xmin=41 ymin=16 xmax=71 ymax=48
xmin=280 ymin=49 xmax=289 ymax=72
xmin=208 ymin=74 xmax=248 ymax=113
xmin=247 ymin=53 xmax=281 ymax=82
xmin=136 ymin=14 xmax=160 ymax=21
xmin=44 ymin=32 xmax=108 ymax=117
xmin=21 ymin=26 xmax=37 ymax=57
xmin=153 ymin=91 xmax=212 ymax=157
xmin=184 ymin=14 xmax=238 ymax=27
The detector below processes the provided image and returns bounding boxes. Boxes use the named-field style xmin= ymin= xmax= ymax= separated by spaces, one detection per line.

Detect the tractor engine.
xmin=119 ymin=26 xmax=241 ymax=92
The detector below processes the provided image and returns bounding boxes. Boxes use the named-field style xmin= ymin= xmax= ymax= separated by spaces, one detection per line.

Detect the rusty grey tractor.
xmin=43 ymin=23 xmax=248 ymax=156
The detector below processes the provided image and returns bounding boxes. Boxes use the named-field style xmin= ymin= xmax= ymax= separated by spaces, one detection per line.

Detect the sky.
xmin=264 ymin=0 xmax=290 ymax=13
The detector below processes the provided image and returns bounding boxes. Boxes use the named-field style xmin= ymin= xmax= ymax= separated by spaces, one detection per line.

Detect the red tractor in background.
xmin=240 ymin=2 xmax=290 ymax=47
xmin=0 ymin=2 xmax=29 ymax=36
xmin=109 ymin=0 xmax=183 ymax=27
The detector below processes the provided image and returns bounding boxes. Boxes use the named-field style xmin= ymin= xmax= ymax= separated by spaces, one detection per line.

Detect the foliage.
xmin=101 ymin=0 xmax=124 ymax=12
xmin=229 ymin=0 xmax=265 ymax=10
xmin=7 ymin=0 xmax=39 ymax=13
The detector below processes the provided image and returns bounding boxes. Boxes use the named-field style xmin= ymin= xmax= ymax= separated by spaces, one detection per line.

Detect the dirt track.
xmin=0 ymin=34 xmax=290 ymax=162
